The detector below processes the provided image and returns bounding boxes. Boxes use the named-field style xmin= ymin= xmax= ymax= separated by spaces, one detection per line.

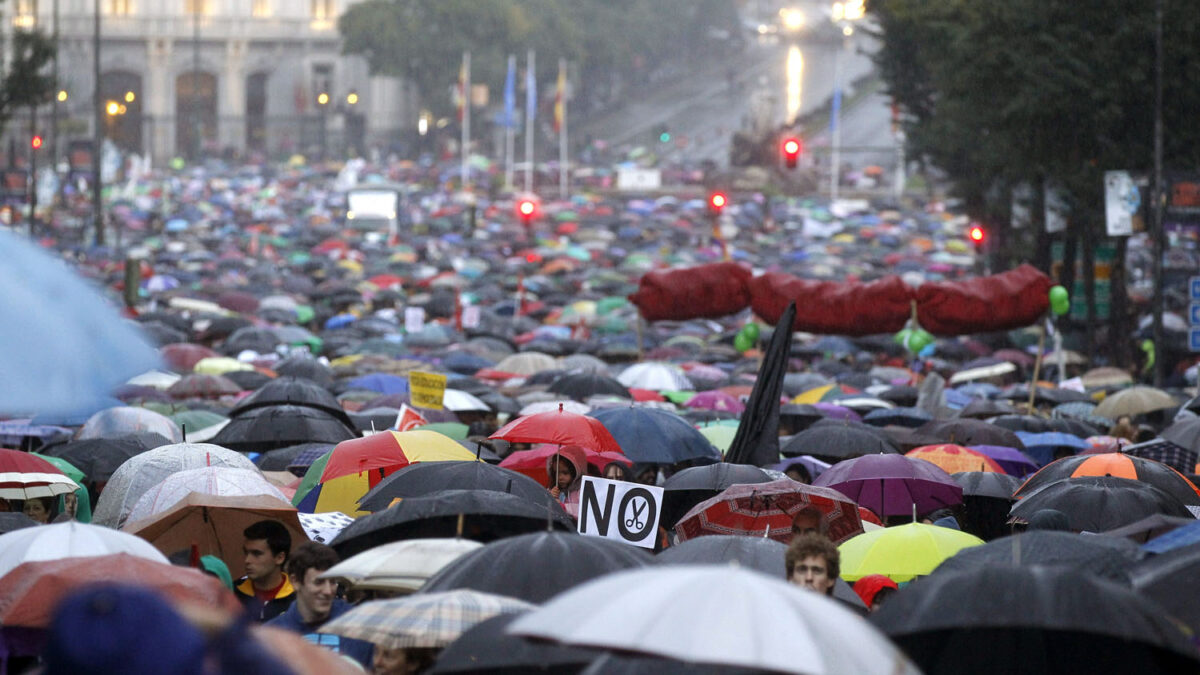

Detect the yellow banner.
xmin=408 ymin=370 xmax=447 ymax=410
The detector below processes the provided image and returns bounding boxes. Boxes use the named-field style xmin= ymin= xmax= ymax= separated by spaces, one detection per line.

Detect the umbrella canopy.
xmin=953 ymin=471 xmax=1022 ymax=499
xmin=0 ymin=520 xmax=168 ymax=579
xmin=934 ymin=530 xmax=1144 ymax=581
xmin=358 ymin=461 xmax=553 ymax=512
xmin=428 ymin=612 xmax=596 ymax=674
xmin=0 ymin=448 xmax=79 ymax=500
xmin=0 ymin=512 xmax=38 ymax=534
xmin=1133 ymin=545 xmax=1200 ymax=633
xmin=1101 ymin=514 xmax=1194 ymax=544
xmin=320 ymin=538 xmax=483 ymax=593
xmin=1124 ymin=438 xmax=1199 ymax=474
xmin=967 ymin=444 xmax=1039 ymax=477
xmin=319 ymin=590 xmax=533 ymax=649
xmin=917 ymin=419 xmax=1026 ymax=451
xmin=0 ymin=553 xmax=242 ymax=629
xmin=1080 ymin=366 xmax=1135 ymax=389
xmin=166 ymin=373 xmax=242 ymax=400
xmin=211 ymin=404 xmax=358 ymax=453
xmin=508 ymin=566 xmax=921 ymax=675
xmin=0 ymin=229 xmax=161 ymax=416
xmin=839 ymin=522 xmax=984 ymax=582
xmin=907 ymin=444 xmax=1006 ymax=475
xmin=873 ymin=565 xmax=1200 ymax=675
xmin=548 ymin=371 xmax=632 ymax=401
xmin=491 ymin=404 xmax=622 ymax=453
xmin=590 ymin=407 xmax=720 ymax=464
xmin=123 ymin=492 xmax=306 ymax=574
xmin=1013 ymin=453 xmax=1200 ymax=507
xmin=1010 ymin=476 xmax=1193 ymax=532
xmin=495 ymin=352 xmax=559 ymax=376
xmin=78 ymin=406 xmax=183 ymax=443
xmin=231 ymin=376 xmax=352 ymax=426
xmin=125 ymin=465 xmax=290 ymax=523
xmin=497 ymin=444 xmax=632 ymax=487
xmin=675 ymin=479 xmax=865 ymax=545
xmin=1094 ymin=386 xmax=1178 ymax=419
xmin=1012 ymin=431 xmax=1091 ymax=465
xmin=330 ymin=489 xmax=575 ymax=558
xmin=92 ymin=442 xmax=258 ymax=528
xmin=862 ymin=407 xmax=932 ymax=429
xmin=656 ymin=534 xmax=789 ymax=576
xmin=813 ymin=453 xmax=963 ymax=518
xmin=421 ymin=531 xmax=651 ymax=603
xmin=780 ymin=424 xmax=899 ymax=461
xmin=661 ymin=463 xmax=774 ymax=528
xmin=617 ymin=362 xmax=693 ymax=391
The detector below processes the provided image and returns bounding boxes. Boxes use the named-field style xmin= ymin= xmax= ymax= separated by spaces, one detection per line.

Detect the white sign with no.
xmin=577 ymin=476 xmax=663 ymax=549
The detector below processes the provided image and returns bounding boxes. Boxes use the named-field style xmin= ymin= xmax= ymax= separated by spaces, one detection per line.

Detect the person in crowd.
xmin=603 ymin=461 xmax=630 ymax=481
xmin=266 ymin=542 xmax=373 ymax=668
xmin=785 ymin=532 xmax=839 ymax=596
xmin=853 ymin=574 xmax=899 ymax=612
xmin=372 ymin=646 xmax=442 ymax=674
xmin=234 ymin=519 xmax=295 ymax=621
xmin=783 ymin=463 xmax=812 ymax=484
xmin=790 ymin=505 xmax=827 ymax=539
xmin=23 ymin=496 xmax=55 ymax=524
xmin=631 ymin=463 xmax=659 ymax=486
xmin=546 ymin=446 xmax=587 ymax=518
xmin=1109 ymin=415 xmax=1138 ymax=442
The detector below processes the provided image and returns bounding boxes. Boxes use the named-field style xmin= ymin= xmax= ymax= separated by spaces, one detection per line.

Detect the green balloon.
xmin=734 ymin=333 xmax=754 ymax=352
xmin=742 ymin=323 xmax=760 ymax=341
xmin=1049 ymin=285 xmax=1070 ymax=316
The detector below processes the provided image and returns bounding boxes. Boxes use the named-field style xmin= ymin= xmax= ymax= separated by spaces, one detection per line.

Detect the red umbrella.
xmin=675 ymin=479 xmax=865 ymax=545
xmin=490 ymin=403 xmax=622 ymax=453
xmin=0 ymin=553 xmax=242 ymax=628
xmin=499 ymin=444 xmax=631 ymax=486
xmin=629 ymin=389 xmax=666 ymax=402
xmin=160 ymin=343 xmax=218 ymax=372
xmin=0 ymin=449 xmax=77 ymax=500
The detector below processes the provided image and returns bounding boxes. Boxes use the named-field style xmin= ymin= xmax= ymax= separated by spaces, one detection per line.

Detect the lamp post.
xmin=829 ymin=0 xmax=864 ymax=202
xmin=91 ymin=0 xmax=103 ymax=246
xmin=317 ymin=92 xmax=329 ymax=159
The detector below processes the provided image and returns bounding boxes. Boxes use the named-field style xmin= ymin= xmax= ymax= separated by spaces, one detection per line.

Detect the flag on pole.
xmin=456 ymin=55 xmax=467 ymax=123
xmin=553 ymin=61 xmax=566 ymax=134
xmin=394 ymin=404 xmax=429 ymax=432
xmin=525 ymin=56 xmax=537 ymax=124
xmin=503 ymin=55 xmax=516 ymax=129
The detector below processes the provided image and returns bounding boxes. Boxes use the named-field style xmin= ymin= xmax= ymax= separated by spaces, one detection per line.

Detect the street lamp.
xmin=317 ymin=92 xmax=329 ymax=158
xmin=57 ymin=89 xmax=67 ymax=102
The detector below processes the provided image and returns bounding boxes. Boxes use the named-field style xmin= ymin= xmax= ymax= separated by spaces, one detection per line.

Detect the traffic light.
xmin=517 ymin=197 xmax=537 ymax=228
xmin=30 ymin=135 xmax=42 ymax=150
xmin=708 ymin=191 xmax=727 ymax=216
xmin=657 ymin=124 xmax=671 ymax=144
xmin=967 ymin=224 xmax=986 ymax=249
xmin=782 ymin=137 xmax=801 ymax=169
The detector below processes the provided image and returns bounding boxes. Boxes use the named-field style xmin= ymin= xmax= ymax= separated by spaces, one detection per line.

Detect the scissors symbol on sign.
xmin=625 ymin=499 xmax=646 ymax=529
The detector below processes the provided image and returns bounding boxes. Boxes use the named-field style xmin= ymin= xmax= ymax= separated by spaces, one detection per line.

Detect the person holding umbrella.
xmin=545 ymin=446 xmax=587 ymax=518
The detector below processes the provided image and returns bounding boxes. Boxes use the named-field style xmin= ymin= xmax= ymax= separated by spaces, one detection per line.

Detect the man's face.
xmin=791 ymin=513 xmax=820 ymax=537
xmin=790 ymin=554 xmax=836 ymax=595
xmin=243 ymin=538 xmax=285 ymax=582
xmin=296 ymin=567 xmax=337 ymax=621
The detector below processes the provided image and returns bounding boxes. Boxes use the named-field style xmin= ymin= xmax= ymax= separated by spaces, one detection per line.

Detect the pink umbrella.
xmin=683 ymin=390 xmax=746 ymax=414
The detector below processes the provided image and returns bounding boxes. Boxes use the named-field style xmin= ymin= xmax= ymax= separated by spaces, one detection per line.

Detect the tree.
xmin=0 ymin=29 xmax=56 ymax=136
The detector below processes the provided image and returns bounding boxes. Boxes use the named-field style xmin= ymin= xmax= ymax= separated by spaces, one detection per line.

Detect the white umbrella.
xmin=126 ymin=370 xmax=182 ymax=390
xmin=617 ymin=362 xmax=693 ymax=391
xmin=443 ymin=389 xmax=491 ymax=413
xmin=321 ymin=590 xmax=532 ymax=649
xmin=0 ymin=521 xmax=168 ymax=579
xmin=93 ymin=442 xmax=258 ymax=529
xmin=298 ymin=511 xmax=357 ymax=545
xmin=77 ymin=406 xmax=183 ymax=443
xmin=519 ymin=400 xmax=591 ymax=417
xmin=319 ymin=538 xmax=482 ymax=592
xmin=495 ymin=352 xmax=559 ymax=376
xmin=508 ymin=565 xmax=921 ymax=675
xmin=948 ymin=362 xmax=1017 ymax=384
xmin=126 ymin=466 xmax=288 ymax=524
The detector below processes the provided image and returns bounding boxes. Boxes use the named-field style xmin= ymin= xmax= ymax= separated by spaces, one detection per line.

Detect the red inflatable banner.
xmin=627 ymin=262 xmax=753 ymax=322
xmin=747 ymin=273 xmax=914 ymax=336
xmin=915 ymin=264 xmax=1052 ymax=336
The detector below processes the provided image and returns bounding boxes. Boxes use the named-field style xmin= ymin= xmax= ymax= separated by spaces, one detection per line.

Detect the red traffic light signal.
xmin=968 ymin=225 xmax=986 ymax=246
xmin=30 ymin=135 xmax=43 ymax=150
xmin=709 ymin=192 xmax=727 ymax=214
xmin=782 ymin=137 xmax=801 ymax=168
xmin=516 ymin=198 xmax=537 ymax=226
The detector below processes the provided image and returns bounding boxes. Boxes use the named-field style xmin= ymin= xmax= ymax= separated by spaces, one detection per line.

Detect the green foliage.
xmin=0 ymin=29 xmax=56 ymax=135
xmin=339 ymin=0 xmax=743 ymax=114
xmin=869 ymin=0 xmax=1200 ymax=221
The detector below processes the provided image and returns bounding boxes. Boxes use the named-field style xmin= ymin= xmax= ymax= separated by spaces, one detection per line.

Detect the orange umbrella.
xmin=908 ymin=444 xmax=1006 ymax=475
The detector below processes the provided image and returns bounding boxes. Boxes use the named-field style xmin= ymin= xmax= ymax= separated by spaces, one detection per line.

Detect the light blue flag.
xmin=503 ymin=56 xmax=516 ymax=128
xmin=830 ymin=87 xmax=842 ymax=133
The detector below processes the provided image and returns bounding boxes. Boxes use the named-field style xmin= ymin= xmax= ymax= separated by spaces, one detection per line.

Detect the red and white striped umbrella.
xmin=0 ymin=449 xmax=80 ymax=500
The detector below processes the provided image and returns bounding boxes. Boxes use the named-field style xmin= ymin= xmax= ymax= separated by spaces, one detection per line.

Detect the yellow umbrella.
xmin=192 ymin=357 xmax=253 ymax=375
xmin=839 ymin=522 xmax=984 ymax=583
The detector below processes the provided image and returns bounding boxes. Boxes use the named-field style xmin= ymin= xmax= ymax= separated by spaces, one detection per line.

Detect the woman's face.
xmin=23 ymin=499 xmax=49 ymax=523
xmin=556 ymin=462 xmax=576 ymax=489
xmin=604 ymin=464 xmax=625 ymax=481
xmin=62 ymin=493 xmax=78 ymax=518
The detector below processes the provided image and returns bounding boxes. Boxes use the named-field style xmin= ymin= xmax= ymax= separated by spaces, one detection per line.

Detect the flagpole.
xmin=505 ymin=54 xmax=515 ymax=191
xmin=525 ymin=49 xmax=535 ymax=194
xmin=461 ymin=51 xmax=471 ymax=190
xmin=558 ymin=58 xmax=568 ymax=200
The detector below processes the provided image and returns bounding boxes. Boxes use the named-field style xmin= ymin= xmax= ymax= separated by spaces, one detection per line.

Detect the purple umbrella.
xmin=683 ymin=390 xmax=746 ymax=414
xmin=812 ymin=402 xmax=862 ymax=422
xmin=769 ymin=455 xmax=832 ymax=481
xmin=813 ymin=454 xmax=963 ymax=518
xmin=969 ymin=445 xmax=1040 ymax=478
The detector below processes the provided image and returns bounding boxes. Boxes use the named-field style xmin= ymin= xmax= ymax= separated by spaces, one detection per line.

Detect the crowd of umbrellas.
xmin=2 ymin=159 xmax=1200 ymax=674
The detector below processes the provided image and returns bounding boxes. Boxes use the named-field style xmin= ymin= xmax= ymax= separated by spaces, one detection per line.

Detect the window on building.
xmin=311 ymin=0 xmax=333 ymax=21
xmin=252 ymin=0 xmax=271 ymax=17
xmin=184 ymin=0 xmax=209 ymax=15
xmin=13 ymin=0 xmax=36 ymax=26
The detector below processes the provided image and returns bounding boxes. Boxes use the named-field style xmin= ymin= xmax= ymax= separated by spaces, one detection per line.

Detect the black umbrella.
xmin=41 ymin=432 xmax=172 ymax=482
xmin=1011 ymin=476 xmax=1193 ymax=533
xmin=330 ymin=490 xmax=575 ymax=558
xmin=955 ymin=398 xmax=1018 ymax=420
xmin=421 ymin=531 xmax=650 ymax=603
xmin=273 ymin=354 xmax=335 ymax=387
xmin=220 ymin=325 xmax=282 ymax=355
xmin=999 ymin=384 xmax=1093 ymax=405
xmin=877 ymin=385 xmax=919 ymax=407
xmin=210 ymin=404 xmax=357 ymax=453
xmin=778 ymin=404 xmax=825 ymax=434
xmin=137 ymin=321 xmax=188 ymax=346
xmin=547 ymin=372 xmax=631 ymax=401
xmin=429 ymin=612 xmax=593 ymax=674
xmin=230 ymin=376 xmax=353 ymax=427
xmin=1102 ymin=514 xmax=1194 ymax=544
xmin=781 ymin=424 xmax=899 ymax=461
xmin=879 ymin=426 xmax=950 ymax=453
xmin=953 ymin=471 xmax=1025 ymax=541
xmin=918 ymin=419 xmax=1027 ymax=450
xmin=656 ymin=534 xmax=785 ymax=574
xmin=661 ymin=464 xmax=774 ymax=529
xmin=223 ymin=370 xmax=273 ymax=392
xmin=254 ymin=442 xmax=336 ymax=474
xmin=934 ymin=530 xmax=1144 ymax=582
xmin=358 ymin=461 xmax=554 ymax=512
xmin=952 ymin=471 xmax=1022 ymax=499
xmin=0 ymin=512 xmax=39 ymax=534
xmin=1132 ymin=545 xmax=1200 ymax=633
xmin=872 ymin=565 xmax=1200 ymax=675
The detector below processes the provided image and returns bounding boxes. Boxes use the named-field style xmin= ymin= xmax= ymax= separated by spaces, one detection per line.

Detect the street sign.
xmin=1190 ymin=277 xmax=1200 ymax=301
xmin=577 ymin=476 xmax=663 ymax=549
xmin=1191 ymin=304 xmax=1200 ymax=326
xmin=1190 ymin=328 xmax=1200 ymax=353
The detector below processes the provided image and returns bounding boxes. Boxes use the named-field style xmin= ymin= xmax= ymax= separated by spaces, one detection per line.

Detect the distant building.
xmin=8 ymin=0 xmax=415 ymax=164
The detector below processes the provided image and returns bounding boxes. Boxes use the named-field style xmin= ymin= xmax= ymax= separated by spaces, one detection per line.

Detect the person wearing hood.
xmin=546 ymin=445 xmax=587 ymax=518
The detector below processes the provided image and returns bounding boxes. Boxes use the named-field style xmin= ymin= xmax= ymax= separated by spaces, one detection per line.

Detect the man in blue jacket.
xmin=266 ymin=542 xmax=373 ymax=668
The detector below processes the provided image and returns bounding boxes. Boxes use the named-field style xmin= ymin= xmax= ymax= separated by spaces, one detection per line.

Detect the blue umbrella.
xmin=0 ymin=230 xmax=160 ymax=416
xmin=589 ymin=407 xmax=720 ymax=464
xmin=442 ymin=351 xmax=495 ymax=375
xmin=1143 ymin=520 xmax=1200 ymax=554
xmin=344 ymin=373 xmax=410 ymax=395
xmin=863 ymin=407 xmax=933 ymax=429
xmin=1015 ymin=431 xmax=1092 ymax=466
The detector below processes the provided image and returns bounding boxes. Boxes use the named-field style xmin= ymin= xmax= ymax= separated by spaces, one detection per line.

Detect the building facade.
xmin=11 ymin=0 xmax=415 ymax=164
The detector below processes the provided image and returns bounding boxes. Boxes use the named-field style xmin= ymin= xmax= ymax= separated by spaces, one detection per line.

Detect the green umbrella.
xmin=699 ymin=425 xmax=738 ymax=453
xmin=421 ymin=422 xmax=469 ymax=440
xmin=295 ymin=305 xmax=315 ymax=324
xmin=292 ymin=452 xmax=333 ymax=508
xmin=170 ymin=410 xmax=228 ymax=435
xmin=662 ymin=391 xmax=696 ymax=405
xmin=34 ymin=454 xmax=85 ymax=483
xmin=555 ymin=210 xmax=579 ymax=222
xmin=596 ymin=297 xmax=629 ymax=315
